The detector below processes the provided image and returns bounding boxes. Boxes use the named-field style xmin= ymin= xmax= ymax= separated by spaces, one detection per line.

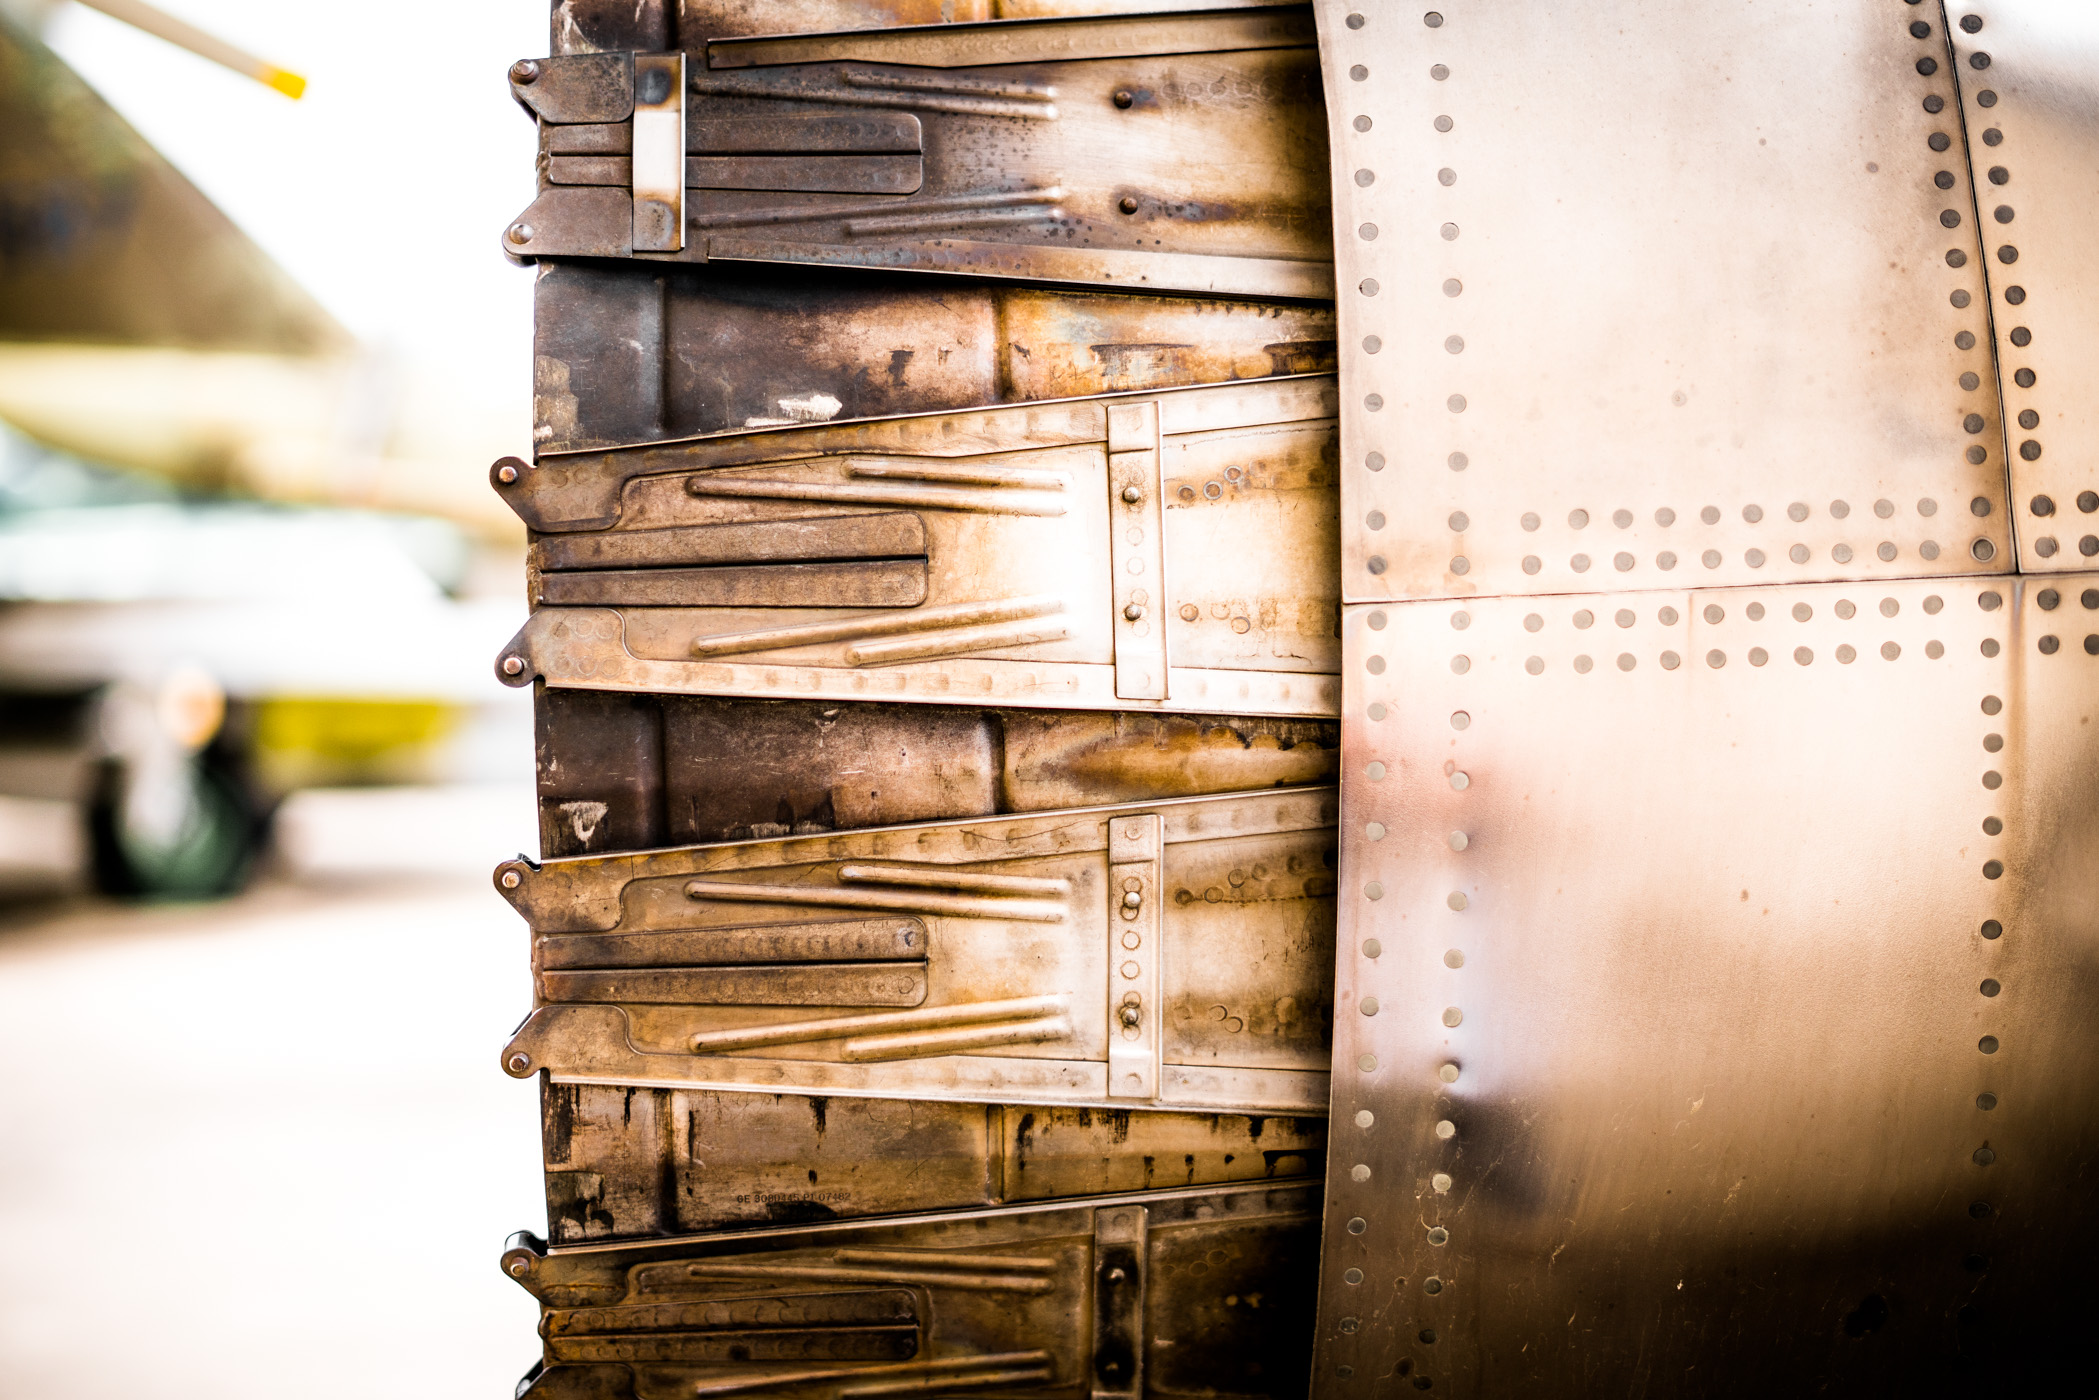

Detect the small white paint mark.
xmin=560 ymin=800 xmax=610 ymax=845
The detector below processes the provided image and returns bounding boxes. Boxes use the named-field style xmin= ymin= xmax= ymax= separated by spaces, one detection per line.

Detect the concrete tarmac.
xmin=0 ymin=871 xmax=546 ymax=1397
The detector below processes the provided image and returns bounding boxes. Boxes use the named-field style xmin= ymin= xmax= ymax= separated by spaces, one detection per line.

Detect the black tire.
xmin=87 ymin=744 xmax=268 ymax=899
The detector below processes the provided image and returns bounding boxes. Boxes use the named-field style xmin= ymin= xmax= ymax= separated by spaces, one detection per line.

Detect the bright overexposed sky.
xmin=45 ymin=0 xmax=549 ymax=450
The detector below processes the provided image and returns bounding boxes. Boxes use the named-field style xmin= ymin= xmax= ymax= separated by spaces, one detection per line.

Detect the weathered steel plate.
xmin=506 ymin=1181 xmax=1319 ymax=1398
xmin=505 ymin=7 xmax=1333 ymax=299
xmin=544 ymin=1081 xmax=1325 ymax=1243
xmin=1313 ymin=0 xmax=2013 ymax=603
xmin=1318 ymin=576 xmax=2099 ymax=1393
xmin=1945 ymin=0 xmax=2099 ymax=572
xmin=500 ymin=787 xmax=1336 ymax=1113
xmin=532 ymin=262 xmax=1336 ymax=454
xmin=534 ymin=692 xmax=1336 ymax=858
xmin=496 ymin=377 xmax=1341 ymax=718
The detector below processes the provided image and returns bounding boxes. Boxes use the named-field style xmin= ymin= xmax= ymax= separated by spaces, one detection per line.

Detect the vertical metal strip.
xmin=1939 ymin=0 xmax=2018 ymax=561
xmin=1945 ymin=1 xmax=2099 ymax=571
xmin=631 ymin=52 xmax=685 ymax=252
xmin=1106 ymin=813 xmax=1162 ymax=1101
xmin=1107 ymin=401 xmax=1169 ymax=700
xmin=1091 ymin=1203 xmax=1148 ymax=1399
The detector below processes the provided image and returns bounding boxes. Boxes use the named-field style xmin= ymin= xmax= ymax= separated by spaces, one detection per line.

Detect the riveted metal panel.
xmin=1312 ymin=0 xmax=2013 ymax=603
xmin=504 ymin=1181 xmax=1320 ymax=1398
xmin=495 ymin=378 xmax=1341 ymax=719
xmin=1316 ymin=576 xmax=2099 ymax=1393
xmin=500 ymin=787 xmax=1336 ymax=1113
xmin=1945 ymin=0 xmax=2099 ymax=571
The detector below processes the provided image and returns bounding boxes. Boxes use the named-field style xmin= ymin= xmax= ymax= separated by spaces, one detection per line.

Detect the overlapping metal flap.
xmin=1311 ymin=1 xmax=2099 ymax=1393
xmin=501 ymin=786 xmax=1337 ymax=1113
xmin=503 ymin=5 xmax=1334 ymax=298
xmin=495 ymin=376 xmax=1342 ymax=717
xmin=506 ymin=1182 xmax=1320 ymax=1398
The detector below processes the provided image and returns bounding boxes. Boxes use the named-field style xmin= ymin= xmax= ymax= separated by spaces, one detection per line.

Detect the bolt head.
xmin=1121 ymin=485 xmax=1143 ymax=503
xmin=1123 ymin=603 xmax=1145 ymax=621
xmin=502 ymin=656 xmax=525 ymax=676
xmin=507 ymin=1053 xmax=532 ymax=1075
xmin=1119 ymin=195 xmax=1139 ymax=214
xmin=510 ymin=59 xmax=540 ymax=84
xmin=506 ymin=222 xmax=534 ymax=246
xmin=501 ymin=869 xmax=522 ymax=889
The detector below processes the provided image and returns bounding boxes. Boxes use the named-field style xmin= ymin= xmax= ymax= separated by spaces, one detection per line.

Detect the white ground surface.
xmin=0 ymin=793 xmax=548 ymax=1397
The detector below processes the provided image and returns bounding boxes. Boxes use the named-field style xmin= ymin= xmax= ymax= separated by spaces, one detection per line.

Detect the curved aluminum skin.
xmin=1319 ymin=576 xmax=2099 ymax=1391
xmin=1316 ymin=0 xmax=2013 ymax=605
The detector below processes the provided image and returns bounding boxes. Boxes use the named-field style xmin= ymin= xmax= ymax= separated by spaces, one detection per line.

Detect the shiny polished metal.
xmin=543 ymin=1083 xmax=1327 ymax=1243
xmin=1315 ymin=0 xmax=2013 ymax=603
xmin=1945 ymin=1 xmax=2099 ymax=571
xmin=503 ymin=7 xmax=1333 ymax=298
xmin=499 ymin=787 xmax=1336 ymax=1113
xmin=504 ymin=1181 xmax=1320 ymax=1399
xmin=495 ymin=377 xmax=1341 ymax=718
xmin=1319 ymin=575 xmax=2099 ymax=1391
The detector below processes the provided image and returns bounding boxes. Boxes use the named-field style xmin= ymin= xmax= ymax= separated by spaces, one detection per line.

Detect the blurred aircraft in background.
xmin=0 ymin=0 xmax=529 ymax=897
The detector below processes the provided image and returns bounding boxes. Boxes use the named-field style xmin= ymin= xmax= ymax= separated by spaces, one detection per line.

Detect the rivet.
xmin=507 ymin=1052 xmax=532 ymax=1074
xmin=1122 ymin=890 xmax=1143 ymax=908
xmin=1119 ymin=1004 xmax=1142 ymax=1027
xmin=1119 ymin=196 xmax=1139 ymax=214
xmin=501 ymin=869 xmax=521 ymax=889
xmin=497 ymin=464 xmax=519 ymax=484
xmin=502 ymin=656 xmax=525 ymax=676
xmin=510 ymin=59 xmax=540 ymax=84
xmin=506 ymin=222 xmax=534 ymax=246
xmin=1113 ymin=89 xmax=1134 ymax=108
xmin=1122 ymin=485 xmax=1143 ymax=504
xmin=1124 ymin=603 xmax=1145 ymax=621
xmin=506 ymin=1253 xmax=532 ymax=1275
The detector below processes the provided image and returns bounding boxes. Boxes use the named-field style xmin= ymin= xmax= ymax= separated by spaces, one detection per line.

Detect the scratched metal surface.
xmin=531 ymin=262 xmax=1337 ymax=454
xmin=1313 ymin=0 xmax=2013 ymax=603
xmin=1316 ymin=577 xmax=2099 ymax=1393
xmin=496 ymin=377 xmax=1342 ymax=718
xmin=542 ymin=1082 xmax=1327 ymax=1242
xmin=532 ymin=693 xmax=1337 ymax=858
xmin=507 ymin=7 xmax=1333 ymax=298
xmin=505 ymin=1181 xmax=1320 ymax=1399
xmin=499 ymin=786 xmax=1337 ymax=1113
xmin=1945 ymin=0 xmax=2099 ymax=572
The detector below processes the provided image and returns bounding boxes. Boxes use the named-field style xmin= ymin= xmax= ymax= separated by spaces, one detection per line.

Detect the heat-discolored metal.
xmin=1313 ymin=0 xmax=2013 ymax=603
xmin=532 ymin=264 xmax=1337 ymax=454
xmin=542 ymin=1081 xmax=1326 ymax=1243
xmin=1945 ymin=0 xmax=2099 ymax=572
xmin=498 ymin=787 xmax=1337 ymax=1113
xmin=533 ymin=692 xmax=1337 ymax=858
xmin=1319 ymin=576 xmax=2099 ymax=1393
xmin=496 ymin=377 xmax=1341 ymax=718
xmin=504 ymin=8 xmax=1333 ymax=299
xmin=505 ymin=1181 xmax=1319 ymax=1399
